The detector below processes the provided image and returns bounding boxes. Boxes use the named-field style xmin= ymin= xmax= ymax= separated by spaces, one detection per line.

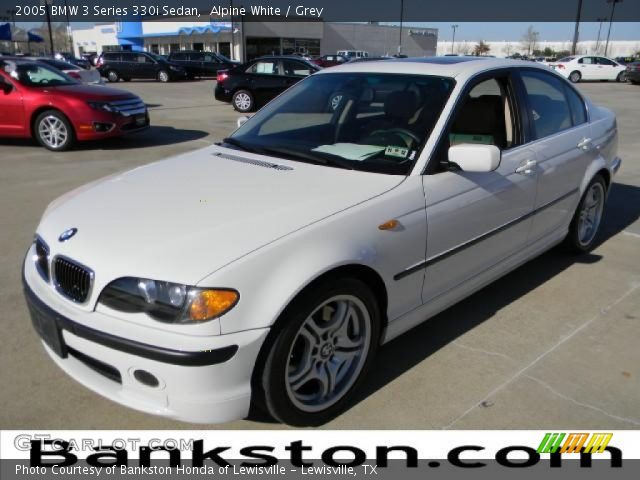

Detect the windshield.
xmin=229 ymin=72 xmax=455 ymax=175
xmin=10 ymin=63 xmax=77 ymax=87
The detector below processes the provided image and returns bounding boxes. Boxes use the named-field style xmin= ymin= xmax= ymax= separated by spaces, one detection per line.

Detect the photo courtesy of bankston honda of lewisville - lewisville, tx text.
xmin=1 ymin=0 xmax=640 ymax=478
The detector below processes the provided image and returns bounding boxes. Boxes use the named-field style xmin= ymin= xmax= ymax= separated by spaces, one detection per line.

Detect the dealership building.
xmin=71 ymin=20 xmax=438 ymax=60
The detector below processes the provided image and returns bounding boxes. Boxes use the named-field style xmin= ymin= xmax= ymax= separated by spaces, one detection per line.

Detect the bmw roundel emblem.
xmin=58 ymin=228 xmax=78 ymax=242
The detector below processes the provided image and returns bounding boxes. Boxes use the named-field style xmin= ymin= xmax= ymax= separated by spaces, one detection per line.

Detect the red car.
xmin=312 ymin=54 xmax=349 ymax=68
xmin=0 ymin=59 xmax=148 ymax=151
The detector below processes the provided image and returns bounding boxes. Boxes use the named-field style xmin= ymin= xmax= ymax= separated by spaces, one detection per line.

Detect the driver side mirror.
xmin=448 ymin=144 xmax=501 ymax=172
xmin=0 ymin=77 xmax=13 ymax=94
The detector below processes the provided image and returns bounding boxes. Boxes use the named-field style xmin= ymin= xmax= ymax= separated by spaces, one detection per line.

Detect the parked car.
xmin=167 ymin=50 xmax=238 ymax=78
xmin=26 ymin=57 xmax=103 ymax=84
xmin=313 ymin=54 xmax=349 ymax=68
xmin=548 ymin=55 xmax=627 ymax=83
xmin=0 ymin=59 xmax=148 ymax=151
xmin=97 ymin=51 xmax=187 ymax=83
xmin=214 ymin=55 xmax=320 ymax=112
xmin=23 ymin=57 xmax=620 ymax=426
xmin=625 ymin=62 xmax=640 ymax=84
xmin=614 ymin=56 xmax=638 ymax=65
xmin=55 ymin=52 xmax=91 ymax=70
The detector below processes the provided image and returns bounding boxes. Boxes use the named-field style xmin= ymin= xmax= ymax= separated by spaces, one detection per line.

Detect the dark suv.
xmin=97 ymin=51 xmax=187 ymax=83
xmin=167 ymin=51 xmax=238 ymax=78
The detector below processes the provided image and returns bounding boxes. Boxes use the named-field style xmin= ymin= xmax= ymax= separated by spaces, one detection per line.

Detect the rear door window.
xmin=247 ymin=61 xmax=280 ymax=75
xmin=520 ymin=70 xmax=575 ymax=139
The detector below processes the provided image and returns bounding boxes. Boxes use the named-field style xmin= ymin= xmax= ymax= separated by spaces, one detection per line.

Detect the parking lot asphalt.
xmin=1 ymin=79 xmax=638 ymax=429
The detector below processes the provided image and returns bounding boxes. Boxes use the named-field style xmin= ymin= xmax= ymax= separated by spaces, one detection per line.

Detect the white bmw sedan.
xmin=549 ymin=55 xmax=628 ymax=83
xmin=24 ymin=57 xmax=621 ymax=426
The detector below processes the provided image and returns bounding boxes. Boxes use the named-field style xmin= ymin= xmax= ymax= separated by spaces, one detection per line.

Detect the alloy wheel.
xmin=577 ymin=182 xmax=605 ymax=246
xmin=234 ymin=93 xmax=252 ymax=111
xmin=285 ymin=295 xmax=371 ymax=413
xmin=38 ymin=115 xmax=68 ymax=149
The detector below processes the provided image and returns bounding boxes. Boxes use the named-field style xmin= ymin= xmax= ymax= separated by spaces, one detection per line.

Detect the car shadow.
xmin=75 ymin=126 xmax=210 ymax=150
xmin=247 ymin=181 xmax=640 ymax=425
xmin=0 ymin=126 xmax=209 ymax=151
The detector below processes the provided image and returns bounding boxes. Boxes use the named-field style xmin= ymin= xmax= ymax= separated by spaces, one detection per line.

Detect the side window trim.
xmin=422 ymin=68 xmax=522 ymax=175
xmin=516 ymin=67 xmax=589 ymax=142
xmin=562 ymin=83 xmax=588 ymax=127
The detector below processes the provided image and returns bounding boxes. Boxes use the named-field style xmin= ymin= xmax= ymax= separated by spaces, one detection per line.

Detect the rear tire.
xmin=257 ymin=277 xmax=381 ymax=426
xmin=158 ymin=70 xmax=170 ymax=83
xmin=232 ymin=89 xmax=255 ymax=112
xmin=106 ymin=70 xmax=119 ymax=82
xmin=34 ymin=110 xmax=75 ymax=152
xmin=569 ymin=71 xmax=581 ymax=83
xmin=563 ymin=174 xmax=607 ymax=253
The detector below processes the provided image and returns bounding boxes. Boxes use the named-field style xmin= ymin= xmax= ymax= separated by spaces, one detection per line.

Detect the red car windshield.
xmin=12 ymin=63 xmax=77 ymax=87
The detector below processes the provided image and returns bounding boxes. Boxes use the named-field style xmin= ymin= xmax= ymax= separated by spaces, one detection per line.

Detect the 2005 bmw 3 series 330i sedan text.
xmin=23 ymin=57 xmax=621 ymax=426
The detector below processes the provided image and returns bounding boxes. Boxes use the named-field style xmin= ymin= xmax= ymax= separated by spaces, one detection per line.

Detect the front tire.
xmin=616 ymin=72 xmax=626 ymax=82
xmin=563 ymin=175 xmax=607 ymax=253
xmin=259 ymin=277 xmax=381 ymax=426
xmin=232 ymin=90 xmax=255 ymax=112
xmin=34 ymin=110 xmax=75 ymax=151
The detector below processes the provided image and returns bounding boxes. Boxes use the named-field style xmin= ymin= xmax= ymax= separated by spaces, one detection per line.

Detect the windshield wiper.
xmin=220 ymin=139 xmax=354 ymax=170
xmin=257 ymin=146 xmax=355 ymax=170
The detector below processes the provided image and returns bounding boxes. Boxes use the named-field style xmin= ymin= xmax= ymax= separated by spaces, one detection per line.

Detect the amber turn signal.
xmin=189 ymin=289 xmax=239 ymax=321
xmin=378 ymin=219 xmax=399 ymax=230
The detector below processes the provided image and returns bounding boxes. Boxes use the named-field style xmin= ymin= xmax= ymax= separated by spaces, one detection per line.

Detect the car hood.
xmin=38 ymin=145 xmax=404 ymax=285
xmin=43 ymin=84 xmax=136 ymax=100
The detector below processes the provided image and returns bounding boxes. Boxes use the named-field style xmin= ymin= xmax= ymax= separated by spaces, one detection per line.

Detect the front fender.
xmin=198 ymin=176 xmax=428 ymax=335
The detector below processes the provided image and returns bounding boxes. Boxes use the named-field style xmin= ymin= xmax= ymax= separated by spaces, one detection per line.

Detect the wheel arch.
xmin=29 ymin=106 xmax=75 ymax=139
xmin=248 ymin=262 xmax=388 ymax=412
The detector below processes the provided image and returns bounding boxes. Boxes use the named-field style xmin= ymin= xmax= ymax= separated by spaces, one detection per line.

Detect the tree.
xmin=456 ymin=40 xmax=471 ymax=55
xmin=503 ymin=41 xmax=514 ymax=57
xmin=520 ymin=25 xmax=539 ymax=56
xmin=473 ymin=40 xmax=491 ymax=56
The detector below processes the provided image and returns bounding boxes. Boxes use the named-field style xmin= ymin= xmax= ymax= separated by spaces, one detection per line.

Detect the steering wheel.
xmin=369 ymin=128 xmax=421 ymax=147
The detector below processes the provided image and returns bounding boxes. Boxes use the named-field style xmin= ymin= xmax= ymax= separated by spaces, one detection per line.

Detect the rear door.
xmin=517 ymin=69 xmax=593 ymax=242
xmin=420 ymin=71 xmax=538 ymax=302
xmin=0 ymin=73 xmax=25 ymax=136
xmin=245 ymin=60 xmax=286 ymax=104
xmin=577 ymin=56 xmax=598 ymax=80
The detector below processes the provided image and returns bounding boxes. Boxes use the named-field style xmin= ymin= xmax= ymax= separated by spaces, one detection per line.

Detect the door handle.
xmin=515 ymin=160 xmax=537 ymax=175
xmin=577 ymin=137 xmax=593 ymax=151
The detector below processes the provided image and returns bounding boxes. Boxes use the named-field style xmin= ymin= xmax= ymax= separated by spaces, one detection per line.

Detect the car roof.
xmin=317 ymin=56 xmax=552 ymax=78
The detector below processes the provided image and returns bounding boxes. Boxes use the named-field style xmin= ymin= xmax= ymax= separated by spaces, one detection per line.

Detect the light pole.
xmin=40 ymin=0 xmax=54 ymax=55
xmin=5 ymin=8 xmax=17 ymax=53
xmin=571 ymin=0 xmax=583 ymax=55
xmin=604 ymin=0 xmax=622 ymax=57
xmin=398 ymin=0 xmax=404 ymax=56
xmin=595 ymin=17 xmax=606 ymax=53
xmin=451 ymin=24 xmax=459 ymax=54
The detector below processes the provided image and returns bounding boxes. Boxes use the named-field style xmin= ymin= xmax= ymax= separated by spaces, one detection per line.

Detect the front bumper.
xmin=74 ymin=110 xmax=150 ymax=141
xmin=22 ymin=251 xmax=269 ymax=424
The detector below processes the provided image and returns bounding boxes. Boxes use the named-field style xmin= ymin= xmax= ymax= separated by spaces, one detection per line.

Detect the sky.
xmin=10 ymin=21 xmax=640 ymax=43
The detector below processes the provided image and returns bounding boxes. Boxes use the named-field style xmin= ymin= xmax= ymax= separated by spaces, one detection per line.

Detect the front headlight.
xmin=87 ymin=101 xmax=115 ymax=113
xmin=98 ymin=277 xmax=239 ymax=324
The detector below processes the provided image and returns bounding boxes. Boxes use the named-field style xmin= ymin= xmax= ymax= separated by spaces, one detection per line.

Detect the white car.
xmin=23 ymin=57 xmax=621 ymax=426
xmin=549 ymin=55 xmax=627 ymax=83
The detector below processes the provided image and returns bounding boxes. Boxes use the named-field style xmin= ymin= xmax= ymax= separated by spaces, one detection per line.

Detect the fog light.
xmin=133 ymin=369 xmax=159 ymax=388
xmin=93 ymin=122 xmax=114 ymax=132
